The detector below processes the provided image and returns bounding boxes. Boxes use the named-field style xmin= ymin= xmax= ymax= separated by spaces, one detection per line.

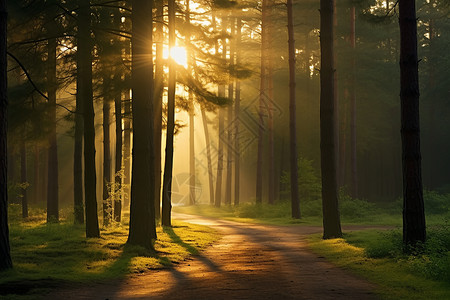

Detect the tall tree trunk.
xmin=47 ymin=34 xmax=59 ymax=223
xmin=201 ymin=107 xmax=214 ymax=205
xmin=79 ymin=0 xmax=100 ymax=238
xmin=189 ymin=93 xmax=196 ymax=205
xmin=128 ymin=0 xmax=157 ymax=246
xmin=320 ymin=0 xmax=342 ymax=239
xmin=287 ymin=0 xmax=300 ymax=219
xmin=33 ymin=145 xmax=39 ymax=203
xmin=225 ymin=17 xmax=233 ymax=206
xmin=256 ymin=0 xmax=268 ymax=204
xmin=266 ymin=1 xmax=275 ymax=205
xmin=41 ymin=149 xmax=48 ymax=206
xmin=186 ymin=0 xmax=195 ymax=206
xmin=234 ymin=18 xmax=241 ymax=206
xmin=349 ymin=6 xmax=358 ymax=199
xmin=74 ymin=64 xmax=84 ymax=224
xmin=162 ymin=0 xmax=176 ymax=226
xmin=102 ymin=97 xmax=111 ymax=226
xmin=123 ymin=93 xmax=131 ymax=210
xmin=20 ymin=141 xmax=28 ymax=218
xmin=73 ymin=44 xmax=84 ymax=223
xmin=399 ymin=0 xmax=426 ymax=247
xmin=214 ymin=15 xmax=224 ymax=208
xmin=0 ymin=0 xmax=12 ymax=270
xmin=215 ymin=106 xmax=224 ymax=208
xmin=153 ymin=0 xmax=164 ymax=219
xmin=114 ymin=86 xmax=122 ymax=222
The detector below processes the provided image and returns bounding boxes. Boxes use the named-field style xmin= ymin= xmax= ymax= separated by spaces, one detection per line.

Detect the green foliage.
xmin=281 ymin=157 xmax=322 ymax=202
xmin=308 ymin=227 xmax=450 ymax=300
xmin=234 ymin=202 xmax=291 ymax=219
xmin=344 ymin=225 xmax=450 ymax=282
xmin=424 ymin=190 xmax=450 ymax=215
xmin=339 ymin=191 xmax=379 ymax=221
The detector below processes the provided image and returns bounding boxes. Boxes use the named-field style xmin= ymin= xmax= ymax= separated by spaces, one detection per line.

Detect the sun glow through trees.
xmin=163 ymin=46 xmax=188 ymax=68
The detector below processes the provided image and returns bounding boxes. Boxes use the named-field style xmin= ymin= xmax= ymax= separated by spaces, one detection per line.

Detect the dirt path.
xmin=46 ymin=213 xmax=380 ymax=299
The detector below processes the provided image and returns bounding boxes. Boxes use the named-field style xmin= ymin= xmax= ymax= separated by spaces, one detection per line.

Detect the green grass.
xmin=307 ymin=228 xmax=450 ymax=300
xmin=1 ymin=204 xmax=219 ymax=298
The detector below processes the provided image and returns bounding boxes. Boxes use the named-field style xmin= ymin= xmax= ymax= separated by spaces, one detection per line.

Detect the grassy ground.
xmin=1 ymin=204 xmax=219 ymax=299
xmin=308 ymin=228 xmax=450 ymax=300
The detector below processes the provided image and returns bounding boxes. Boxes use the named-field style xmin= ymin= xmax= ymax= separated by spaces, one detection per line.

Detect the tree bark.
xmin=78 ymin=0 xmax=100 ymax=238
xmin=186 ymin=0 xmax=195 ymax=206
xmin=201 ymin=107 xmax=214 ymax=205
xmin=162 ymin=0 xmax=176 ymax=226
xmin=102 ymin=97 xmax=111 ymax=226
xmin=267 ymin=1 xmax=275 ymax=205
xmin=47 ymin=34 xmax=59 ymax=223
xmin=114 ymin=85 xmax=122 ymax=222
xmin=214 ymin=15 xmax=224 ymax=208
xmin=74 ymin=63 xmax=84 ymax=224
xmin=234 ymin=18 xmax=242 ymax=207
xmin=20 ymin=141 xmax=28 ymax=218
xmin=154 ymin=0 xmax=164 ymax=219
xmin=33 ymin=145 xmax=39 ymax=204
xmin=349 ymin=6 xmax=358 ymax=199
xmin=287 ymin=0 xmax=300 ymax=219
xmin=256 ymin=0 xmax=268 ymax=204
xmin=0 ymin=0 xmax=12 ymax=270
xmin=399 ymin=0 xmax=426 ymax=247
xmin=320 ymin=0 xmax=342 ymax=239
xmin=128 ymin=0 xmax=157 ymax=246
xmin=215 ymin=107 xmax=224 ymax=208
xmin=225 ymin=17 xmax=233 ymax=206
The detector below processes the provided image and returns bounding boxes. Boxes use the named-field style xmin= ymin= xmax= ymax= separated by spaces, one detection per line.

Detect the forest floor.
xmin=44 ymin=213 xmax=384 ymax=300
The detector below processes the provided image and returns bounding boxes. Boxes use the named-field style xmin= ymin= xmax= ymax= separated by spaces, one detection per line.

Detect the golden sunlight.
xmin=163 ymin=46 xmax=188 ymax=68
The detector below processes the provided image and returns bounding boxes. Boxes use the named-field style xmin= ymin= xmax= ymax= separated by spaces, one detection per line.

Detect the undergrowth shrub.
xmin=235 ymin=202 xmax=291 ymax=219
xmin=357 ymin=224 xmax=450 ymax=281
xmin=339 ymin=192 xmax=379 ymax=221
xmin=423 ymin=190 xmax=450 ymax=215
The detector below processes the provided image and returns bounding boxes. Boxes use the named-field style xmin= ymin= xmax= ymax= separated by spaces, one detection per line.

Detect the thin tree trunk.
xmin=214 ymin=14 xmax=224 ymax=208
xmin=399 ymin=0 xmax=426 ymax=247
xmin=128 ymin=0 xmax=157 ymax=246
xmin=79 ymin=0 xmax=100 ymax=238
xmin=33 ymin=145 xmax=39 ymax=203
xmin=102 ymin=97 xmax=111 ymax=227
xmin=225 ymin=17 xmax=233 ymax=206
xmin=47 ymin=34 xmax=59 ymax=223
xmin=267 ymin=0 xmax=275 ymax=205
xmin=287 ymin=0 xmax=300 ymax=218
xmin=234 ymin=18 xmax=241 ymax=206
xmin=114 ymin=86 xmax=122 ymax=222
xmin=256 ymin=0 xmax=268 ymax=204
xmin=0 ymin=0 xmax=12 ymax=270
xmin=123 ymin=93 xmax=131 ymax=210
xmin=201 ymin=107 xmax=214 ymax=205
xmin=74 ymin=61 xmax=84 ymax=224
xmin=186 ymin=0 xmax=195 ymax=206
xmin=189 ymin=92 xmax=195 ymax=205
xmin=20 ymin=141 xmax=28 ymax=218
xmin=42 ymin=149 xmax=48 ymax=206
xmin=162 ymin=0 xmax=176 ymax=226
xmin=215 ymin=106 xmax=224 ymax=208
xmin=338 ymin=88 xmax=347 ymax=187
xmin=320 ymin=0 xmax=342 ymax=239
xmin=349 ymin=6 xmax=357 ymax=199
xmin=154 ymin=0 xmax=164 ymax=219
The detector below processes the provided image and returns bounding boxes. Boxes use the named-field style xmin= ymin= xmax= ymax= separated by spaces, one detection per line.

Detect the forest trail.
xmin=46 ymin=213 xmax=379 ymax=299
